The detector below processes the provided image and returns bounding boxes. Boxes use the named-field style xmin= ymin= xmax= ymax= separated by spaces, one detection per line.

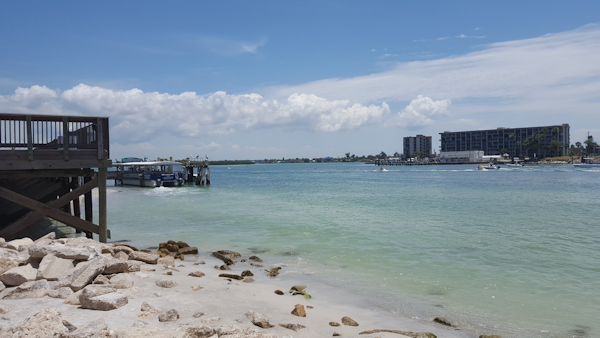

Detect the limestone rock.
xmin=218 ymin=273 xmax=243 ymax=280
xmin=70 ymin=257 xmax=106 ymax=291
xmin=0 ymin=280 xmax=4 ymax=292
xmin=79 ymin=284 xmax=117 ymax=303
xmin=279 ymin=323 xmax=306 ymax=331
xmin=246 ymin=310 xmax=275 ymax=328
xmin=290 ymin=285 xmax=307 ymax=292
xmin=291 ymin=304 xmax=306 ymax=317
xmin=3 ymin=237 xmax=34 ymax=251
xmin=241 ymin=270 xmax=254 ymax=277
xmin=62 ymin=319 xmax=77 ymax=331
xmin=267 ymin=267 xmax=281 ymax=277
xmin=243 ymin=277 xmax=255 ymax=283
xmin=201 ymin=317 xmax=221 ymax=324
xmin=114 ymin=251 xmax=129 ymax=261
xmin=80 ymin=292 xmax=128 ymax=311
xmin=93 ymin=274 xmax=111 ymax=284
xmin=158 ymin=255 xmax=175 ymax=267
xmin=333 ymin=332 xmax=341 ymax=336
xmin=178 ymin=246 xmax=198 ymax=255
xmin=0 ymin=305 xmax=10 ymax=314
xmin=193 ymin=312 xmax=205 ymax=318
xmin=48 ymin=286 xmax=74 ymax=299
xmin=34 ymin=232 xmax=56 ymax=244
xmin=176 ymin=240 xmax=189 ymax=248
xmin=342 ymin=316 xmax=359 ymax=326
xmin=188 ymin=271 xmax=205 ymax=277
xmin=219 ymin=264 xmax=231 ymax=271
xmin=3 ymin=279 xmax=49 ymax=299
xmin=0 ymin=247 xmax=26 ymax=275
xmin=109 ymin=273 xmax=134 ymax=289
xmin=155 ymin=279 xmax=178 ymax=288
xmin=29 ymin=244 xmax=93 ymax=260
xmin=103 ymin=259 xmax=129 ymax=274
xmin=60 ymin=318 xmax=111 ymax=337
xmin=329 ymin=322 xmax=340 ymax=326
xmin=126 ymin=260 xmax=144 ymax=272
xmin=129 ymin=251 xmax=159 ymax=264
xmin=141 ymin=301 xmax=162 ymax=313
xmin=181 ymin=325 xmax=214 ymax=337
xmin=249 ymin=255 xmax=263 ymax=262
xmin=113 ymin=245 xmax=134 ymax=254
xmin=194 ymin=260 xmax=205 ymax=265
xmin=63 ymin=289 xmax=83 ymax=305
xmin=274 ymin=290 xmax=284 ymax=295
xmin=5 ymin=308 xmax=69 ymax=337
xmin=37 ymin=254 xmax=74 ymax=281
xmin=358 ymin=329 xmax=437 ymax=338
xmin=212 ymin=251 xmax=234 ymax=265
xmin=191 ymin=285 xmax=203 ymax=291
xmin=0 ymin=263 xmax=37 ymax=286
xmin=433 ymin=317 xmax=453 ymax=327
xmin=479 ymin=335 xmax=501 ymax=338
xmin=158 ymin=309 xmax=179 ymax=322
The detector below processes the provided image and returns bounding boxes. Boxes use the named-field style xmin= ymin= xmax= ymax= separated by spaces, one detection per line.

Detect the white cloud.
xmin=379 ymin=54 xmax=399 ymax=58
xmin=192 ymin=36 xmax=267 ymax=56
xmin=390 ymin=95 xmax=451 ymax=129
xmin=371 ymin=49 xmax=376 ymax=52
xmin=1 ymin=84 xmax=389 ymax=144
xmin=231 ymin=144 xmax=239 ymax=150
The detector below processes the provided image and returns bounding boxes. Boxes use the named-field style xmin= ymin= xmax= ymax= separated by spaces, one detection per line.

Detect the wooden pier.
xmin=183 ymin=157 xmax=210 ymax=185
xmin=0 ymin=113 xmax=111 ymax=242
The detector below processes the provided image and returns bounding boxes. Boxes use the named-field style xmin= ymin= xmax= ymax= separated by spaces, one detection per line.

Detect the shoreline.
xmin=0 ymin=236 xmax=478 ymax=338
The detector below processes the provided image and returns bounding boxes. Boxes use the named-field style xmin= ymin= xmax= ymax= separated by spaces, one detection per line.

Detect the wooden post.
xmin=98 ymin=167 xmax=107 ymax=243
xmin=84 ymin=176 xmax=93 ymax=232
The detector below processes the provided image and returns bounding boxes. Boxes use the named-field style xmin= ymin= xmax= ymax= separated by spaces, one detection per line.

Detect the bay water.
xmin=102 ymin=163 xmax=599 ymax=337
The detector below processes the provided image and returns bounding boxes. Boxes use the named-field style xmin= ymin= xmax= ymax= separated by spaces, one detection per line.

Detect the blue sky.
xmin=1 ymin=1 xmax=599 ymax=160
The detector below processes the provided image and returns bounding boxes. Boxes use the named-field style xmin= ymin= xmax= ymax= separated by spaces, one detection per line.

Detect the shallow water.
xmin=102 ymin=163 xmax=600 ymax=338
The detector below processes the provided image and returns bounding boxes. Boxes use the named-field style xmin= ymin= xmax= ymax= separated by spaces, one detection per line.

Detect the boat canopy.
xmin=113 ymin=161 xmax=182 ymax=167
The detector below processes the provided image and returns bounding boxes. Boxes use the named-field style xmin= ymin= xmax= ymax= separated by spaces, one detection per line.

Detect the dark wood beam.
xmin=0 ymin=169 xmax=94 ymax=179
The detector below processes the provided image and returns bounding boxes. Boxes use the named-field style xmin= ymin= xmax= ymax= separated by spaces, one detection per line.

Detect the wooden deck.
xmin=0 ymin=113 xmax=111 ymax=242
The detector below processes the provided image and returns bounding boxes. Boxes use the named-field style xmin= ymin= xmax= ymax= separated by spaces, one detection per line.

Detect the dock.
xmin=0 ymin=113 xmax=111 ymax=242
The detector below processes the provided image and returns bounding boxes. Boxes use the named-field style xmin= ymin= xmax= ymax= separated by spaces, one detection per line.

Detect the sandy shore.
xmin=0 ymin=238 xmax=473 ymax=338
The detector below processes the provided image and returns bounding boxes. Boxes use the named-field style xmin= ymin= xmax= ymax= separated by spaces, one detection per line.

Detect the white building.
xmin=439 ymin=150 xmax=484 ymax=163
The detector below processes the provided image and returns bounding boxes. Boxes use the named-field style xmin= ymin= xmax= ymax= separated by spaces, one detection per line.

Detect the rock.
xmin=60 ymin=318 xmax=111 ymax=337
xmin=333 ymin=332 xmax=341 ymax=336
xmin=113 ymin=245 xmax=134 ymax=254
xmin=62 ymin=319 xmax=77 ymax=331
xmin=246 ymin=310 xmax=275 ymax=328
xmin=358 ymin=329 xmax=437 ymax=338
xmin=178 ymin=246 xmax=198 ymax=255
xmin=176 ymin=241 xmax=190 ymax=248
xmin=274 ymin=290 xmax=284 ymax=295
xmin=212 ymin=251 xmax=234 ymax=265
xmin=63 ymin=289 xmax=83 ymax=305
xmin=267 ymin=267 xmax=281 ymax=277
xmin=79 ymin=284 xmax=116 ymax=300
xmin=188 ymin=271 xmax=205 ymax=277
xmin=109 ymin=273 xmax=134 ymax=289
xmin=3 ymin=237 xmax=34 ymax=251
xmin=0 ymin=247 xmax=27 ymax=275
xmin=93 ymin=274 xmax=111 ymax=284
xmin=70 ymin=257 xmax=107 ymax=291
xmin=0 ymin=281 xmax=4 ymax=292
xmin=5 ymin=308 xmax=69 ymax=337
xmin=193 ymin=312 xmax=205 ymax=318
xmin=329 ymin=322 xmax=340 ymax=326
xmin=291 ymin=304 xmax=306 ymax=317
xmin=29 ymin=244 xmax=93 ymax=260
xmin=243 ymin=277 xmax=255 ymax=283
xmin=158 ymin=309 xmax=179 ymax=322
xmin=307 ymin=305 xmax=314 ymax=309
xmin=249 ymin=255 xmax=263 ymax=262
xmin=342 ymin=316 xmax=359 ymax=326
xmin=194 ymin=260 xmax=205 ymax=265
xmin=201 ymin=317 xmax=221 ymax=324
xmin=113 ymin=251 xmax=129 ymax=260
xmin=36 ymin=254 xmax=74 ymax=281
xmin=155 ymin=279 xmax=178 ymax=288
xmin=433 ymin=317 xmax=453 ymax=327
xmin=181 ymin=325 xmax=215 ymax=337
xmin=3 ymin=279 xmax=49 ymax=299
xmin=126 ymin=260 xmax=144 ymax=272
xmin=141 ymin=301 xmax=162 ymax=313
xmin=103 ymin=259 xmax=129 ymax=274
xmin=250 ymin=263 xmax=263 ymax=267
xmin=0 ymin=305 xmax=10 ymax=314
xmin=479 ymin=335 xmax=502 ymax=338
xmin=83 ymin=292 xmax=128 ymax=311
xmin=0 ymin=263 xmax=37 ymax=286
xmin=48 ymin=286 xmax=74 ymax=299
xmin=34 ymin=232 xmax=56 ymax=243
xmin=165 ymin=243 xmax=178 ymax=252
xmin=218 ymin=273 xmax=243 ymax=280
xmin=241 ymin=270 xmax=254 ymax=277
xmin=129 ymin=251 xmax=158 ymax=264
xmin=279 ymin=323 xmax=306 ymax=331
xmin=191 ymin=285 xmax=204 ymax=291
xmin=163 ymin=270 xmax=173 ymax=275
xmin=158 ymin=255 xmax=175 ymax=266
xmin=219 ymin=264 xmax=231 ymax=270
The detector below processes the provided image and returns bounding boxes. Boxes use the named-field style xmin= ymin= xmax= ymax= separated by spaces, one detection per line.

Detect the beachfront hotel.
xmin=403 ymin=134 xmax=432 ymax=157
xmin=439 ymin=124 xmax=570 ymax=158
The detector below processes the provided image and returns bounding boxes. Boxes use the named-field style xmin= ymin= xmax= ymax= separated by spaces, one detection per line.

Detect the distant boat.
xmin=379 ymin=167 xmax=388 ymax=171
xmin=477 ymin=163 xmax=500 ymax=170
xmin=573 ymin=158 xmax=600 ymax=168
xmin=113 ymin=161 xmax=184 ymax=187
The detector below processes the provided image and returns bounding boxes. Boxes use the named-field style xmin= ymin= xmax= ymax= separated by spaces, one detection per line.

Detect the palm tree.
xmin=535 ymin=133 xmax=546 ymax=158
xmin=509 ymin=133 xmax=517 ymax=156
xmin=576 ymin=142 xmax=582 ymax=153
xmin=584 ymin=139 xmax=599 ymax=155
xmin=549 ymin=140 xmax=562 ymax=156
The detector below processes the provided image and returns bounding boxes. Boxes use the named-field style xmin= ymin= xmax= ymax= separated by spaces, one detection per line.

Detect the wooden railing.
xmin=0 ymin=113 xmax=109 ymax=161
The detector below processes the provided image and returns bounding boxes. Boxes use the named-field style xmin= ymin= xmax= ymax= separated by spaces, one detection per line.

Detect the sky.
xmin=1 ymin=1 xmax=599 ymax=160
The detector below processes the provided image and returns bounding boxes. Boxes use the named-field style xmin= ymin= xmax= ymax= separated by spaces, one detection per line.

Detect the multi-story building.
xmin=439 ymin=124 xmax=570 ymax=158
xmin=403 ymin=134 xmax=432 ymax=157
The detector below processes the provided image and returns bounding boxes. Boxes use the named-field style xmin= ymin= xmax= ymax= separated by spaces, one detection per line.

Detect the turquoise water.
xmin=103 ymin=163 xmax=600 ymax=338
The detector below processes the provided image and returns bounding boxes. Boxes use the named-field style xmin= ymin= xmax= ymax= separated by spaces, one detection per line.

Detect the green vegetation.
xmin=208 ymin=160 xmax=254 ymax=165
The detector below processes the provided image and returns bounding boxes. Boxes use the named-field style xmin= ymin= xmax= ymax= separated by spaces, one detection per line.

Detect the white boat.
xmin=113 ymin=161 xmax=185 ymax=187
xmin=477 ymin=163 xmax=500 ymax=170
xmin=573 ymin=158 xmax=600 ymax=168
